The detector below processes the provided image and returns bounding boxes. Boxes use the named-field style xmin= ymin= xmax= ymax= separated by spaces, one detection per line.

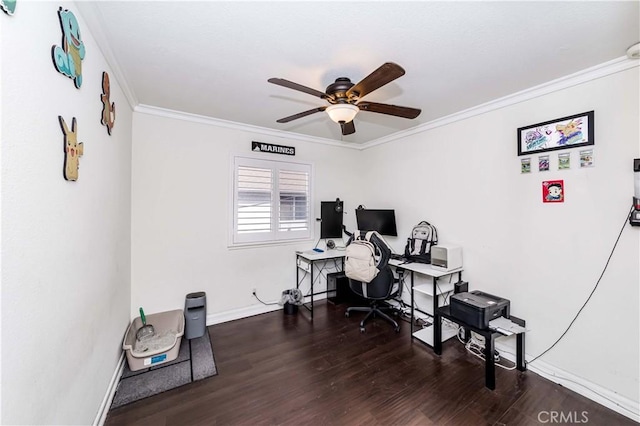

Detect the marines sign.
xmin=252 ymin=141 xmax=295 ymax=156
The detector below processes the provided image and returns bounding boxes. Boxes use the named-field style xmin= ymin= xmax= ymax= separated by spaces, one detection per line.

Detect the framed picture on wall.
xmin=542 ymin=179 xmax=564 ymax=203
xmin=517 ymin=111 xmax=594 ymax=156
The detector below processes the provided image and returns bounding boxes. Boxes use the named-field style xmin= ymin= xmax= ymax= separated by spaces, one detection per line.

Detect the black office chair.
xmin=344 ymin=230 xmax=402 ymax=333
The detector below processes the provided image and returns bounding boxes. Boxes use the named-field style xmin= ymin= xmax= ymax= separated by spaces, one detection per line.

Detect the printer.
xmin=450 ymin=290 xmax=510 ymax=329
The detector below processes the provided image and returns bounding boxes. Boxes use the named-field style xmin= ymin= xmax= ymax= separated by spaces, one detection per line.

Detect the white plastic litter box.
xmin=123 ymin=309 xmax=185 ymax=371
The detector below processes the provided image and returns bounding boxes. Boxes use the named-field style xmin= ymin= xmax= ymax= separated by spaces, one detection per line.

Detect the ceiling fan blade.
xmin=357 ymin=101 xmax=421 ymax=119
xmin=276 ymin=106 xmax=326 ymax=123
xmin=268 ymin=78 xmax=328 ymax=99
xmin=340 ymin=120 xmax=356 ymax=135
xmin=346 ymin=62 xmax=405 ymax=100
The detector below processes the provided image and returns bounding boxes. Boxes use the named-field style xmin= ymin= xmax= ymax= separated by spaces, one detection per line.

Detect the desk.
xmin=295 ymin=250 xmax=345 ymax=320
xmin=434 ymin=305 xmax=526 ymax=390
xmin=389 ymin=259 xmax=462 ymax=346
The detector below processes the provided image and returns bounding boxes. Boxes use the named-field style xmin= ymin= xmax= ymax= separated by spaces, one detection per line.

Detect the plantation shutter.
xmin=236 ymin=166 xmax=273 ymax=235
xmin=279 ymin=169 xmax=309 ymax=233
xmin=233 ymin=156 xmax=312 ymax=244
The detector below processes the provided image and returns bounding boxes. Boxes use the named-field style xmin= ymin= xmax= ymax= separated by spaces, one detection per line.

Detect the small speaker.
xmin=454 ymin=280 xmax=469 ymax=294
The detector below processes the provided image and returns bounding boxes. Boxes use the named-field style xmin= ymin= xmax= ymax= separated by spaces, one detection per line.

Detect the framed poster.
xmin=517 ymin=111 xmax=594 ymax=156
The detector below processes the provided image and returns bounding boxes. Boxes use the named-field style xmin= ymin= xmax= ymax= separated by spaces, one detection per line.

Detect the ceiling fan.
xmin=268 ymin=62 xmax=421 ymax=136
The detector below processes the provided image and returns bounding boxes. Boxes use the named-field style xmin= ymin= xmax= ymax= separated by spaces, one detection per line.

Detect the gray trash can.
xmin=184 ymin=292 xmax=206 ymax=339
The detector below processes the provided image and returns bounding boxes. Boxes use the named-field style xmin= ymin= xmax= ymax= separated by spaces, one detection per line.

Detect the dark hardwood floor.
xmin=106 ymin=301 xmax=635 ymax=425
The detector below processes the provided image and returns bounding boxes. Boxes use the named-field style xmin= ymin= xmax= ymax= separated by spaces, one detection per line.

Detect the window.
xmin=232 ymin=156 xmax=312 ymax=244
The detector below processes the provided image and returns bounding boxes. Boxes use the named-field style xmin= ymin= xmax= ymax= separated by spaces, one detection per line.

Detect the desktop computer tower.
xmin=327 ymin=272 xmax=367 ymax=305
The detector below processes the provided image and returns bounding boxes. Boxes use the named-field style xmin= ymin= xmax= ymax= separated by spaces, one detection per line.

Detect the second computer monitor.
xmin=321 ymin=201 xmax=344 ymax=239
xmin=355 ymin=209 xmax=398 ymax=236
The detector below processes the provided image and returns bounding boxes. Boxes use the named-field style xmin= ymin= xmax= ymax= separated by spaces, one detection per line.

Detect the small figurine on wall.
xmin=1 ymin=0 xmax=16 ymax=15
xmin=59 ymin=116 xmax=84 ymax=181
xmin=51 ymin=7 xmax=85 ymax=88
xmin=100 ymin=72 xmax=116 ymax=135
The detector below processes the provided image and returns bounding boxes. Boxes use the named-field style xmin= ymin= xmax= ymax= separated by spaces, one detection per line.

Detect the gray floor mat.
xmin=111 ymin=332 xmax=217 ymax=409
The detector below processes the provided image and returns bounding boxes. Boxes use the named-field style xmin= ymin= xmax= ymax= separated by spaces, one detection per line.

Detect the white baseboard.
xmin=206 ymin=303 xmax=282 ymax=325
xmin=93 ymin=351 xmax=126 ymax=426
xmin=205 ymin=295 xmax=329 ymax=326
xmin=494 ymin=341 xmax=639 ymax=423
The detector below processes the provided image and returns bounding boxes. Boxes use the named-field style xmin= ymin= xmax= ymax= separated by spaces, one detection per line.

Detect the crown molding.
xmin=75 ymin=2 xmax=138 ymax=110
xmin=134 ymin=104 xmax=359 ymax=149
xmin=362 ymin=56 xmax=640 ymax=150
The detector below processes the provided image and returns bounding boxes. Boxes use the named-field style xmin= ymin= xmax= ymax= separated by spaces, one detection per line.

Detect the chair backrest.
xmin=346 ymin=230 xmax=396 ymax=300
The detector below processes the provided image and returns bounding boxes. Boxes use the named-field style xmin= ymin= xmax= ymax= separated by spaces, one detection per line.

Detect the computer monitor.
xmin=355 ymin=209 xmax=398 ymax=236
xmin=320 ymin=201 xmax=344 ymax=239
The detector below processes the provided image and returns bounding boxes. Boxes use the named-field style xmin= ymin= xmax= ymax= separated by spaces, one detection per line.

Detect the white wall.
xmin=359 ymin=68 xmax=640 ymax=409
xmin=1 ymin=2 xmax=132 ymax=424
xmin=131 ymin=112 xmax=362 ymax=320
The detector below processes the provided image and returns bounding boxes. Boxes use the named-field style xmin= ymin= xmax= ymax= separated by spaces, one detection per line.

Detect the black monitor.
xmin=355 ymin=209 xmax=398 ymax=236
xmin=320 ymin=201 xmax=344 ymax=239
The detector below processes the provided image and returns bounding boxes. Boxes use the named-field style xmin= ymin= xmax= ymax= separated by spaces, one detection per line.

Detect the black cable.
xmin=528 ymin=204 xmax=634 ymax=364
xmin=333 ymin=258 xmax=340 ymax=270
xmin=252 ymin=291 xmax=279 ymax=306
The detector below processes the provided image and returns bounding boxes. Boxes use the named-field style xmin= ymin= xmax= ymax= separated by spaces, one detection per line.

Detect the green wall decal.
xmin=1 ymin=0 xmax=16 ymax=15
xmin=51 ymin=7 xmax=86 ymax=88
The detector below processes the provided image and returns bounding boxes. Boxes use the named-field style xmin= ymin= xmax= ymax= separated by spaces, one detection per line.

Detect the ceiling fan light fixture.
xmin=326 ymin=104 xmax=359 ymax=123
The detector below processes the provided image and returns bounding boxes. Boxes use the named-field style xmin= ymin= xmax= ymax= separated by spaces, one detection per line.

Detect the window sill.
xmin=228 ymin=237 xmax=314 ymax=250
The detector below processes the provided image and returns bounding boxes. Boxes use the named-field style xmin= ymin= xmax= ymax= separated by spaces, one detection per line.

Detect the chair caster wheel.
xmin=394 ymin=326 xmax=400 ymax=333
xmin=345 ymin=312 xmax=350 ymax=318
xmin=360 ymin=327 xmax=366 ymax=333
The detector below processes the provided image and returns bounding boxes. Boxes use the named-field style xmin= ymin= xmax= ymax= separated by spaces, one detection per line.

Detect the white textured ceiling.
xmin=79 ymin=1 xmax=639 ymax=144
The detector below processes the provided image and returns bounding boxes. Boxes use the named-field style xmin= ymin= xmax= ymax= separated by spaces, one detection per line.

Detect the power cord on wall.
xmin=252 ymin=289 xmax=279 ymax=306
xmin=528 ymin=204 xmax=634 ymax=365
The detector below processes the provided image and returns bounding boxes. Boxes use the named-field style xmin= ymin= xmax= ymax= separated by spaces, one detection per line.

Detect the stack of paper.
xmin=489 ymin=317 xmax=526 ymax=335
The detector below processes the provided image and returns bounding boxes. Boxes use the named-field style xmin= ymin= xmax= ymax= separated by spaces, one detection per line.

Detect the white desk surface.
xmin=296 ymin=249 xmax=346 ymax=261
xmin=389 ymin=258 xmax=462 ymax=278
xmin=297 ymin=252 xmax=462 ymax=276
